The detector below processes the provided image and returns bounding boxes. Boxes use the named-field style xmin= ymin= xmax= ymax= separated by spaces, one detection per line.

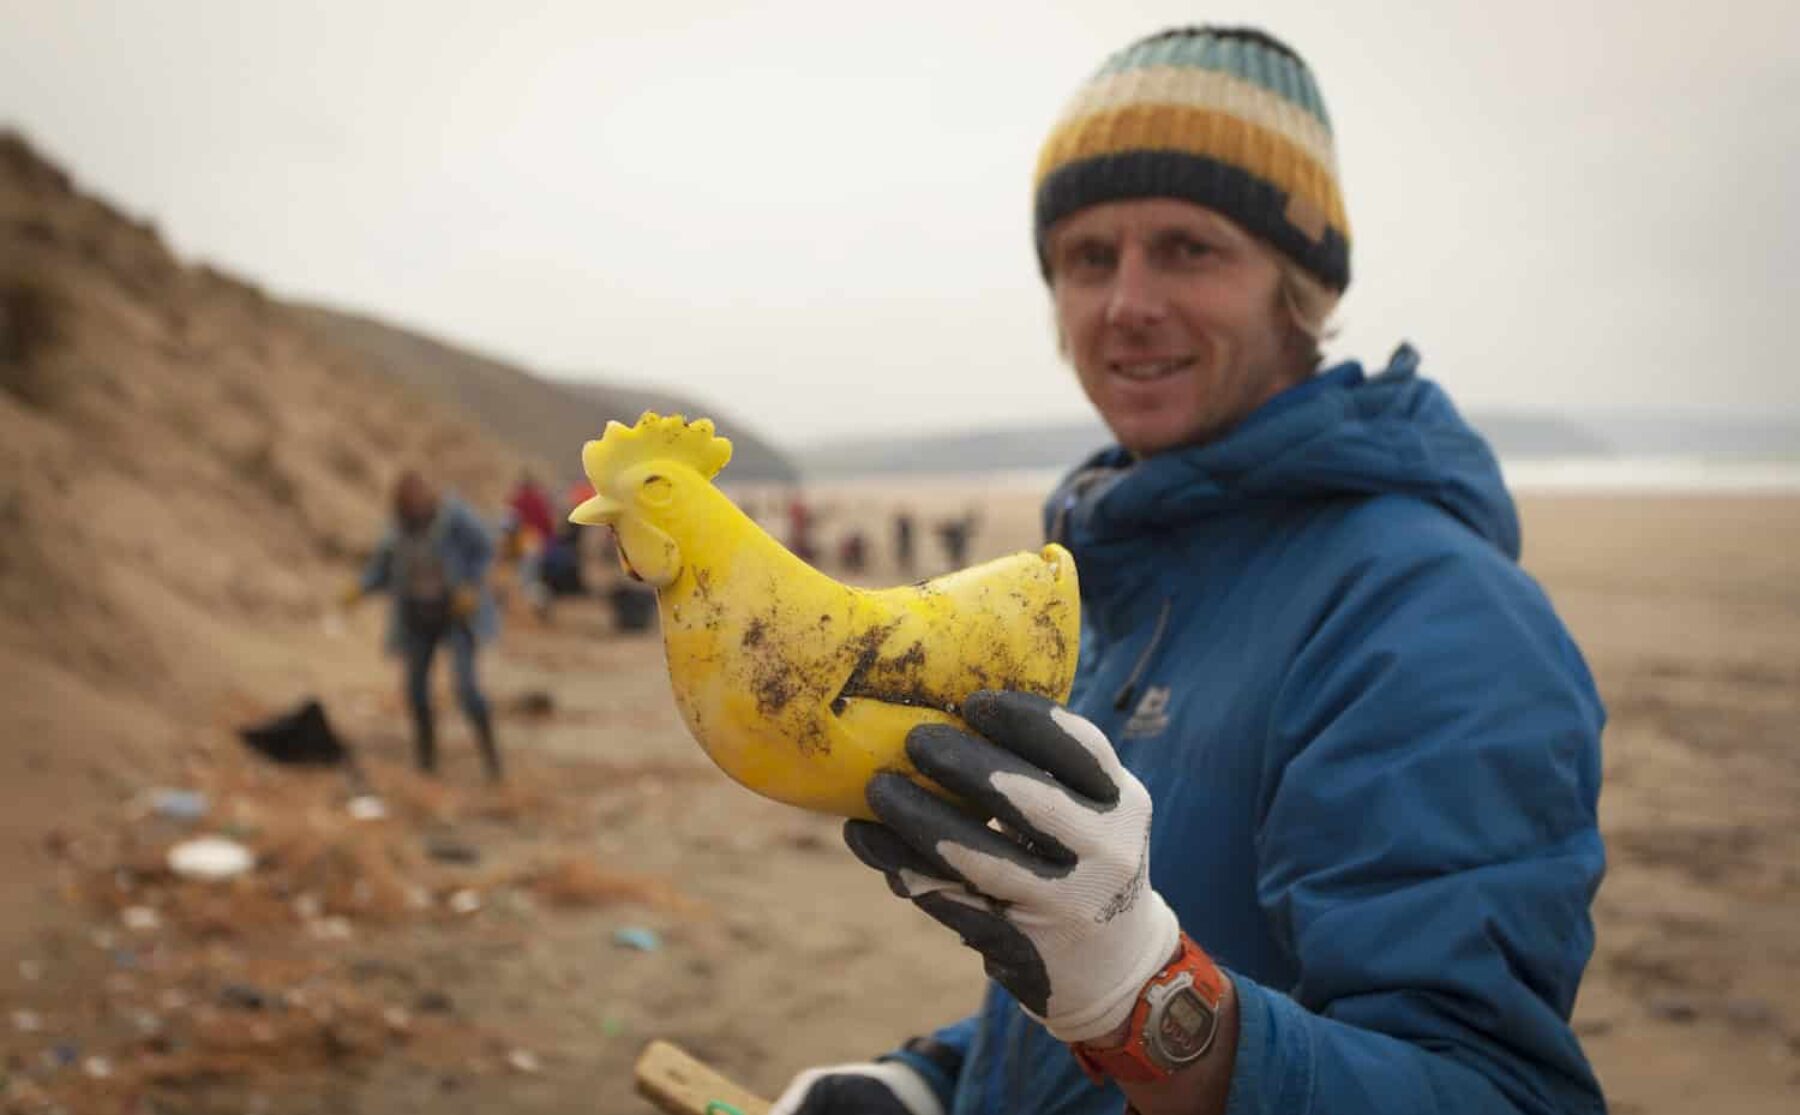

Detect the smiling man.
xmin=1045 ymin=195 xmax=1328 ymax=456
xmin=772 ymin=25 xmax=1606 ymax=1115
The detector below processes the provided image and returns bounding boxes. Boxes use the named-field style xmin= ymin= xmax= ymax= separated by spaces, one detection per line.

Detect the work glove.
xmin=845 ymin=690 xmax=1179 ymax=1044
xmin=769 ymin=1060 xmax=943 ymax=1115
xmin=449 ymin=583 xmax=481 ymax=621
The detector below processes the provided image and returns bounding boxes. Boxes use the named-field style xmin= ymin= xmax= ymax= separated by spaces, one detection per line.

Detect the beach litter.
xmin=31 ymin=738 xmax=698 ymax=1113
xmin=414 ymin=990 xmax=454 ymax=1015
xmin=513 ymin=690 xmax=556 ymax=718
xmin=145 ymin=788 xmax=210 ymax=822
xmin=346 ymin=795 xmax=389 ymax=821
xmin=167 ymin=836 xmax=254 ymax=881
xmin=611 ymin=926 xmax=662 ymax=953
xmin=237 ymin=699 xmax=352 ymax=768
xmin=1647 ymin=994 xmax=1700 ymax=1024
xmin=219 ymin=983 xmax=271 ymax=1011
xmin=425 ymin=836 xmax=481 ymax=865
xmin=307 ymin=916 xmax=355 ymax=941
xmin=120 ymin=906 xmax=162 ymax=932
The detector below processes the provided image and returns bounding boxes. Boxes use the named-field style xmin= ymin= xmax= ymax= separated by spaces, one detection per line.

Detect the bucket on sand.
xmin=609 ymin=584 xmax=658 ymax=632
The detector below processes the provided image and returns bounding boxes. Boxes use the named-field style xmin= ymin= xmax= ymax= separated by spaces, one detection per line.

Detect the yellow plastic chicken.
xmin=569 ymin=413 xmax=1081 ymax=819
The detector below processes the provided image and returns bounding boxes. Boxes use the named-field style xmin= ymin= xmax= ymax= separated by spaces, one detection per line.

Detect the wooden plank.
xmin=633 ymin=1039 xmax=772 ymax=1115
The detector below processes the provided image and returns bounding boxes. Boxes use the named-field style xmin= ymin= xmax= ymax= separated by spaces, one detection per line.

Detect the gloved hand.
xmin=770 ymin=1060 xmax=943 ymax=1115
xmin=845 ymin=690 xmax=1180 ymax=1044
xmin=449 ymin=583 xmax=481 ymax=621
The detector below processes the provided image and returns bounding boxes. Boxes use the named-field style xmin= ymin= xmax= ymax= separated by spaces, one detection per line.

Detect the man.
xmin=505 ymin=469 xmax=558 ymax=618
xmin=893 ymin=508 xmax=916 ymax=577
xmin=508 ymin=469 xmax=557 ymax=544
xmin=772 ymin=25 xmax=1604 ymax=1115
xmin=934 ymin=510 xmax=980 ymax=570
xmin=345 ymin=470 xmax=505 ymax=782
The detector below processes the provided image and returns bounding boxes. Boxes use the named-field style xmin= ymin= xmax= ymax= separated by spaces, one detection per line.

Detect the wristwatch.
xmin=1071 ymin=933 xmax=1227 ymax=1085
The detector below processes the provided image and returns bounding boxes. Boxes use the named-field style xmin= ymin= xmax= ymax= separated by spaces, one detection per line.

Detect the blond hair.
xmin=1277 ymin=256 xmax=1340 ymax=361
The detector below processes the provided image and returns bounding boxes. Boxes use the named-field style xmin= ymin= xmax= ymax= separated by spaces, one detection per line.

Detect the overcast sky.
xmin=4 ymin=0 xmax=1796 ymax=441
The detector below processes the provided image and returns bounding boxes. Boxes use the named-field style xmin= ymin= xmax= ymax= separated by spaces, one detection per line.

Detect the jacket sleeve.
xmin=882 ymin=1014 xmax=978 ymax=1109
xmin=448 ymin=503 xmax=497 ymax=584
xmin=1228 ymin=544 xmax=1606 ymax=1115
xmin=357 ymin=532 xmax=396 ymax=595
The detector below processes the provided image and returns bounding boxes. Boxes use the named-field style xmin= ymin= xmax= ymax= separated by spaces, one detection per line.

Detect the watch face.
xmin=1152 ymin=988 xmax=1216 ymax=1064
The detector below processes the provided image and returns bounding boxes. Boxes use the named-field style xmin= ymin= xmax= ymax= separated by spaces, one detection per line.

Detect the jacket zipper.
xmin=1112 ymin=596 xmax=1174 ymax=711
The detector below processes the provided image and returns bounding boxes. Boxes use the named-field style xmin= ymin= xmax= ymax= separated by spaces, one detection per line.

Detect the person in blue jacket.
xmin=771 ymin=25 xmax=1605 ymax=1115
xmin=345 ymin=469 xmax=505 ymax=782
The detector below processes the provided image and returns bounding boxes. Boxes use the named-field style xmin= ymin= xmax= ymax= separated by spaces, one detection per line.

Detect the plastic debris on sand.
xmin=611 ymin=926 xmax=662 ymax=952
xmin=166 ymin=836 xmax=255 ymax=881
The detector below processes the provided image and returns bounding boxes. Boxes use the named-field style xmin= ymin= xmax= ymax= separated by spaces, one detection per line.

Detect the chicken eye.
xmin=639 ymin=475 xmax=673 ymax=507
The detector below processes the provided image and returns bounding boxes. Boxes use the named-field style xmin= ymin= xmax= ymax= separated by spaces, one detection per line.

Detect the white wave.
xmin=1501 ymin=456 xmax=1800 ymax=493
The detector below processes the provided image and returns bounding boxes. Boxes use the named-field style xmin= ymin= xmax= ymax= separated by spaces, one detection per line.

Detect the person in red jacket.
xmin=508 ymin=470 xmax=556 ymax=542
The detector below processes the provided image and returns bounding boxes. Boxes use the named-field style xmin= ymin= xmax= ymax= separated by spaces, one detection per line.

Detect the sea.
xmin=965 ymin=456 xmax=1800 ymax=496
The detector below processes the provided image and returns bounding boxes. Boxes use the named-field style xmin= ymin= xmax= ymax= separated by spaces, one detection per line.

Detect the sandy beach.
xmin=2 ymin=486 xmax=1796 ymax=1114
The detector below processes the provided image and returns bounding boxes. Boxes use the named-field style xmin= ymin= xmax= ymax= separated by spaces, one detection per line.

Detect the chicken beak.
xmin=568 ymin=493 xmax=623 ymax=526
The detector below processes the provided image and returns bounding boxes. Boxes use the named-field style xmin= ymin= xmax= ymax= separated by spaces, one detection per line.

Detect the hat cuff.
xmin=1034 ymin=150 xmax=1350 ymax=291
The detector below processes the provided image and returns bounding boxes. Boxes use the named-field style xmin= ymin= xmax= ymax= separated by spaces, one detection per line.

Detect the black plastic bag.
xmin=238 ymin=699 xmax=350 ymax=767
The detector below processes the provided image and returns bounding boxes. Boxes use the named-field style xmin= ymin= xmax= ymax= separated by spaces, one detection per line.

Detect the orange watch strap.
xmin=1071 ymin=933 xmax=1226 ymax=1085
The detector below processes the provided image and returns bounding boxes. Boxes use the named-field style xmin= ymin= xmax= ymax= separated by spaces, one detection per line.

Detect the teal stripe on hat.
xmin=1095 ymin=28 xmax=1330 ymax=128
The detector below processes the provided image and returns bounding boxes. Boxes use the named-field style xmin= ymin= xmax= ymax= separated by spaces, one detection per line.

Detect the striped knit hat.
xmin=1033 ymin=26 xmax=1350 ymax=291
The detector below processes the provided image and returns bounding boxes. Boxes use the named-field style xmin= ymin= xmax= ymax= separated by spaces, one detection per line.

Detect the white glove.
xmin=770 ymin=1059 xmax=944 ymax=1115
xmin=845 ymin=690 xmax=1180 ymax=1043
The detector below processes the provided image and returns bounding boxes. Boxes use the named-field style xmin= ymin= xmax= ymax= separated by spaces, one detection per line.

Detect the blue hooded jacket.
xmin=890 ymin=347 xmax=1606 ymax=1115
xmin=357 ymin=495 xmax=500 ymax=653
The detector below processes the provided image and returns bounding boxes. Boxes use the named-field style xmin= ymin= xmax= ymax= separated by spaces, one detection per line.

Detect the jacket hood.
xmin=1048 ymin=344 xmax=1519 ymax=562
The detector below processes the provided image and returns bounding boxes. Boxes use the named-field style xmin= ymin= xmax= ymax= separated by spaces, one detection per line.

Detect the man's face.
xmin=1047 ymin=198 xmax=1307 ymax=457
xmin=397 ymin=473 xmax=436 ymax=527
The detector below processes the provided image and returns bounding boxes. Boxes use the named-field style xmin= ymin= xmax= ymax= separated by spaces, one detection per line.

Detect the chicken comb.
xmin=582 ymin=412 xmax=734 ymax=484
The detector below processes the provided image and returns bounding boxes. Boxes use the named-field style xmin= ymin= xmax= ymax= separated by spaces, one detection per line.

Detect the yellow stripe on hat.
xmin=1035 ymin=104 xmax=1348 ymax=236
xmin=1053 ymin=65 xmax=1339 ymax=178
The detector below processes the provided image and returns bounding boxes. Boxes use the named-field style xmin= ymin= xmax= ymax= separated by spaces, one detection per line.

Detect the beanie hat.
xmin=1033 ymin=26 xmax=1350 ymax=291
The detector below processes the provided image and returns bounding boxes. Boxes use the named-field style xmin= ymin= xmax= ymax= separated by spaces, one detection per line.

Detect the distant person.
xmin=773 ymin=24 xmax=1605 ymax=1115
xmin=893 ymin=508 xmax=916 ymax=576
xmin=507 ymin=469 xmax=557 ymax=543
xmin=342 ymin=469 xmax=503 ymax=782
xmin=787 ymin=493 xmax=818 ymax=565
xmin=504 ymin=471 xmax=557 ymax=619
xmin=933 ymin=509 xmax=979 ymax=568
xmin=838 ymin=529 xmax=869 ymax=574
xmin=565 ymin=478 xmax=598 ymax=520
xmin=538 ymin=528 xmax=586 ymax=600
xmin=566 ymin=476 xmax=658 ymax=631
xmin=560 ymin=478 xmax=600 ymax=571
